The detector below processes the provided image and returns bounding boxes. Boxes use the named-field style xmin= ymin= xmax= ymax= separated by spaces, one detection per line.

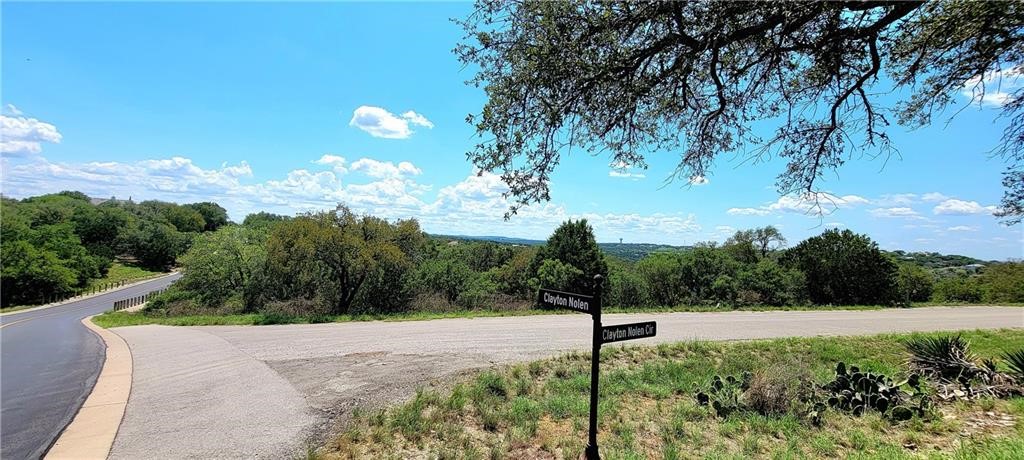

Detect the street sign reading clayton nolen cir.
xmin=601 ymin=321 xmax=657 ymax=344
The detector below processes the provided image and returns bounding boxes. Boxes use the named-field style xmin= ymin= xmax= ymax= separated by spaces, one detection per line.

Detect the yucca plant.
xmin=904 ymin=335 xmax=983 ymax=382
xmin=1003 ymin=349 xmax=1024 ymax=383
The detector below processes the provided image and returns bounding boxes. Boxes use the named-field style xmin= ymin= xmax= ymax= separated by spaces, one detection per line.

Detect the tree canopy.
xmin=530 ymin=219 xmax=608 ymax=294
xmin=782 ymin=229 xmax=898 ymax=305
xmin=457 ymin=0 xmax=1024 ymax=221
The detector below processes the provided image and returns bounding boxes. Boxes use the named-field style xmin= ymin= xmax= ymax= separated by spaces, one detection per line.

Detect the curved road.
xmin=0 ymin=273 xmax=180 ymax=460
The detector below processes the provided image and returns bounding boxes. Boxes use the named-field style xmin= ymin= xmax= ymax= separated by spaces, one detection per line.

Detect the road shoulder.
xmin=45 ymin=316 xmax=133 ymax=460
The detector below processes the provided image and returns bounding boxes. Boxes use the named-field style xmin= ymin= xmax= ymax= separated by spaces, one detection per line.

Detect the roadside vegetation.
xmin=0 ymin=191 xmax=227 ymax=308
xmin=88 ymin=203 xmax=1023 ymax=327
xmin=318 ymin=329 xmax=1024 ymax=459
xmin=83 ymin=262 xmax=164 ymax=290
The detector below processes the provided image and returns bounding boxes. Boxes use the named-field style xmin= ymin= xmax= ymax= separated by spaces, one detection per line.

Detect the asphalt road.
xmin=0 ymin=273 xmax=180 ymax=460
xmin=109 ymin=306 xmax=1022 ymax=459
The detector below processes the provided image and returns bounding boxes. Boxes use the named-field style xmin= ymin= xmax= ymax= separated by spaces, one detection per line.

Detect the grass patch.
xmin=89 ymin=302 xmax=1019 ymax=328
xmin=85 ymin=262 xmax=166 ymax=290
xmin=321 ymin=329 xmax=1024 ymax=459
xmin=92 ymin=312 xmax=263 ymax=327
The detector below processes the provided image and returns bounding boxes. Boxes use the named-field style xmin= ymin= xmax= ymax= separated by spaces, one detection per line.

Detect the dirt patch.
xmin=264 ymin=351 xmax=496 ymax=451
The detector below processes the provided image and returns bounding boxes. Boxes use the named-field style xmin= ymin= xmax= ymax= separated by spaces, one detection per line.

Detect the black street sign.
xmin=538 ymin=276 xmax=661 ymax=459
xmin=601 ymin=321 xmax=657 ymax=344
xmin=537 ymin=288 xmax=595 ymax=315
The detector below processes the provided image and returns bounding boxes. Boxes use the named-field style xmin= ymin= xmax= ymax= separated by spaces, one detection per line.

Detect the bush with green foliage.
xmin=414 ymin=256 xmax=475 ymax=305
xmin=782 ymin=229 xmax=899 ymax=305
xmin=896 ymin=263 xmax=935 ymax=304
xmin=263 ymin=207 xmax=423 ymax=315
xmin=530 ymin=258 xmax=585 ymax=295
xmin=979 ymin=263 xmax=1024 ymax=303
xmin=489 ymin=246 xmax=536 ymax=298
xmin=242 ymin=211 xmax=291 ymax=228
xmin=932 ymin=275 xmax=983 ymax=303
xmin=529 ymin=219 xmax=607 ymax=294
xmin=176 ymin=225 xmax=268 ymax=311
xmin=736 ymin=259 xmax=808 ymax=306
xmin=636 ymin=252 xmax=687 ymax=307
xmin=607 ymin=261 xmax=651 ymax=308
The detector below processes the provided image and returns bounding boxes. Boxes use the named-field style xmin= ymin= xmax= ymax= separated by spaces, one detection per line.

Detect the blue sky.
xmin=2 ymin=2 xmax=1021 ymax=260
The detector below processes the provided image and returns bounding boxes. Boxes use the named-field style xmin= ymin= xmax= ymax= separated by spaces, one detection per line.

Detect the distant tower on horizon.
xmin=619 ymin=238 xmax=623 ymax=244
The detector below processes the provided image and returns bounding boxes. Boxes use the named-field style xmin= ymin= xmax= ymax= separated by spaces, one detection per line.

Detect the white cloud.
xmin=824 ymin=222 xmax=846 ymax=228
xmin=947 ymin=225 xmax=978 ymax=232
xmin=348 ymin=106 xmax=432 ymax=139
xmin=401 ymin=111 xmax=434 ymax=129
xmin=5 ymin=156 xmax=251 ymax=196
xmin=1 ymin=113 xmax=62 ymax=155
xmin=876 ymin=193 xmax=917 ymax=206
xmin=962 ymin=66 xmax=1022 ymax=107
xmin=933 ymin=199 xmax=998 ymax=216
xmin=727 ymin=207 xmax=770 ymax=216
xmin=608 ymin=170 xmax=646 ymax=179
xmin=4 ymin=104 xmax=23 ymax=116
xmin=313 ymin=154 xmax=348 ymax=174
xmin=765 ymin=193 xmax=869 ymax=214
xmin=921 ymin=192 xmax=950 ymax=202
xmin=350 ymin=158 xmax=422 ymax=178
xmin=688 ymin=175 xmax=709 ymax=186
xmin=869 ymin=207 xmax=921 ymax=218
xmin=726 ymin=192 xmax=868 ymax=218
xmin=608 ymin=160 xmax=646 ymax=180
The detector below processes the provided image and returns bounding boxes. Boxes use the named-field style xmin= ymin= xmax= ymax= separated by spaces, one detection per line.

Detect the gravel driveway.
xmin=109 ymin=306 xmax=1024 ymax=459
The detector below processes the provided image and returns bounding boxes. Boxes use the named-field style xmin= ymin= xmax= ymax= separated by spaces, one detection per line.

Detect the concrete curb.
xmin=45 ymin=316 xmax=133 ymax=460
xmin=0 ymin=272 xmax=179 ymax=317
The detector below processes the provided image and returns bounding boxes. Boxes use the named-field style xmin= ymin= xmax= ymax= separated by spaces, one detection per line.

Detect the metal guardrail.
xmin=112 ymin=289 xmax=166 ymax=311
xmin=39 ymin=279 xmax=139 ymax=305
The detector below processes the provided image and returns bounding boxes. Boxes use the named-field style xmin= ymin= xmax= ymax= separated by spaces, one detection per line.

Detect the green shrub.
xmin=782 ymin=229 xmax=899 ymax=305
xmin=143 ymin=286 xmax=198 ymax=314
xmin=637 ymin=252 xmax=686 ymax=307
xmin=737 ymin=259 xmax=808 ymax=306
xmin=608 ymin=265 xmax=651 ymax=308
xmin=980 ymin=263 xmax=1024 ymax=303
xmin=261 ymin=298 xmax=327 ymax=317
xmin=456 ymin=274 xmax=497 ymax=309
xmin=528 ymin=219 xmax=608 ymax=294
xmin=710 ymin=275 xmax=738 ymax=304
xmin=896 ymin=263 xmax=935 ymax=304
xmin=933 ymin=276 xmax=983 ymax=303
xmin=529 ymin=258 xmax=584 ymax=295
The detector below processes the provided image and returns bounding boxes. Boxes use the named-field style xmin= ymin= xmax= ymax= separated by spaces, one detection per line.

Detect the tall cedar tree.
xmin=530 ymin=219 xmax=608 ymax=295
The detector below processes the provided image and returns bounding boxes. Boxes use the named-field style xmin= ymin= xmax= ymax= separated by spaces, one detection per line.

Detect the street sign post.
xmin=536 ymin=276 xmax=657 ymax=460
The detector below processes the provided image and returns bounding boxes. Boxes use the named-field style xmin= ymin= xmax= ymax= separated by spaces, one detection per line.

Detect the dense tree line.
xmin=0 ymin=192 xmax=228 ymax=306
xmin=146 ymin=207 xmax=1024 ymax=320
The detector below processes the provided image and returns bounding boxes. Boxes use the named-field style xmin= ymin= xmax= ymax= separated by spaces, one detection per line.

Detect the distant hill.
xmin=430 ymin=234 xmax=690 ymax=262
xmin=884 ymin=250 xmax=993 ymax=269
xmin=596 ymin=242 xmax=692 ymax=261
xmin=431 ymin=234 xmax=545 ymax=246
xmin=433 ymin=234 xmax=995 ymax=267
